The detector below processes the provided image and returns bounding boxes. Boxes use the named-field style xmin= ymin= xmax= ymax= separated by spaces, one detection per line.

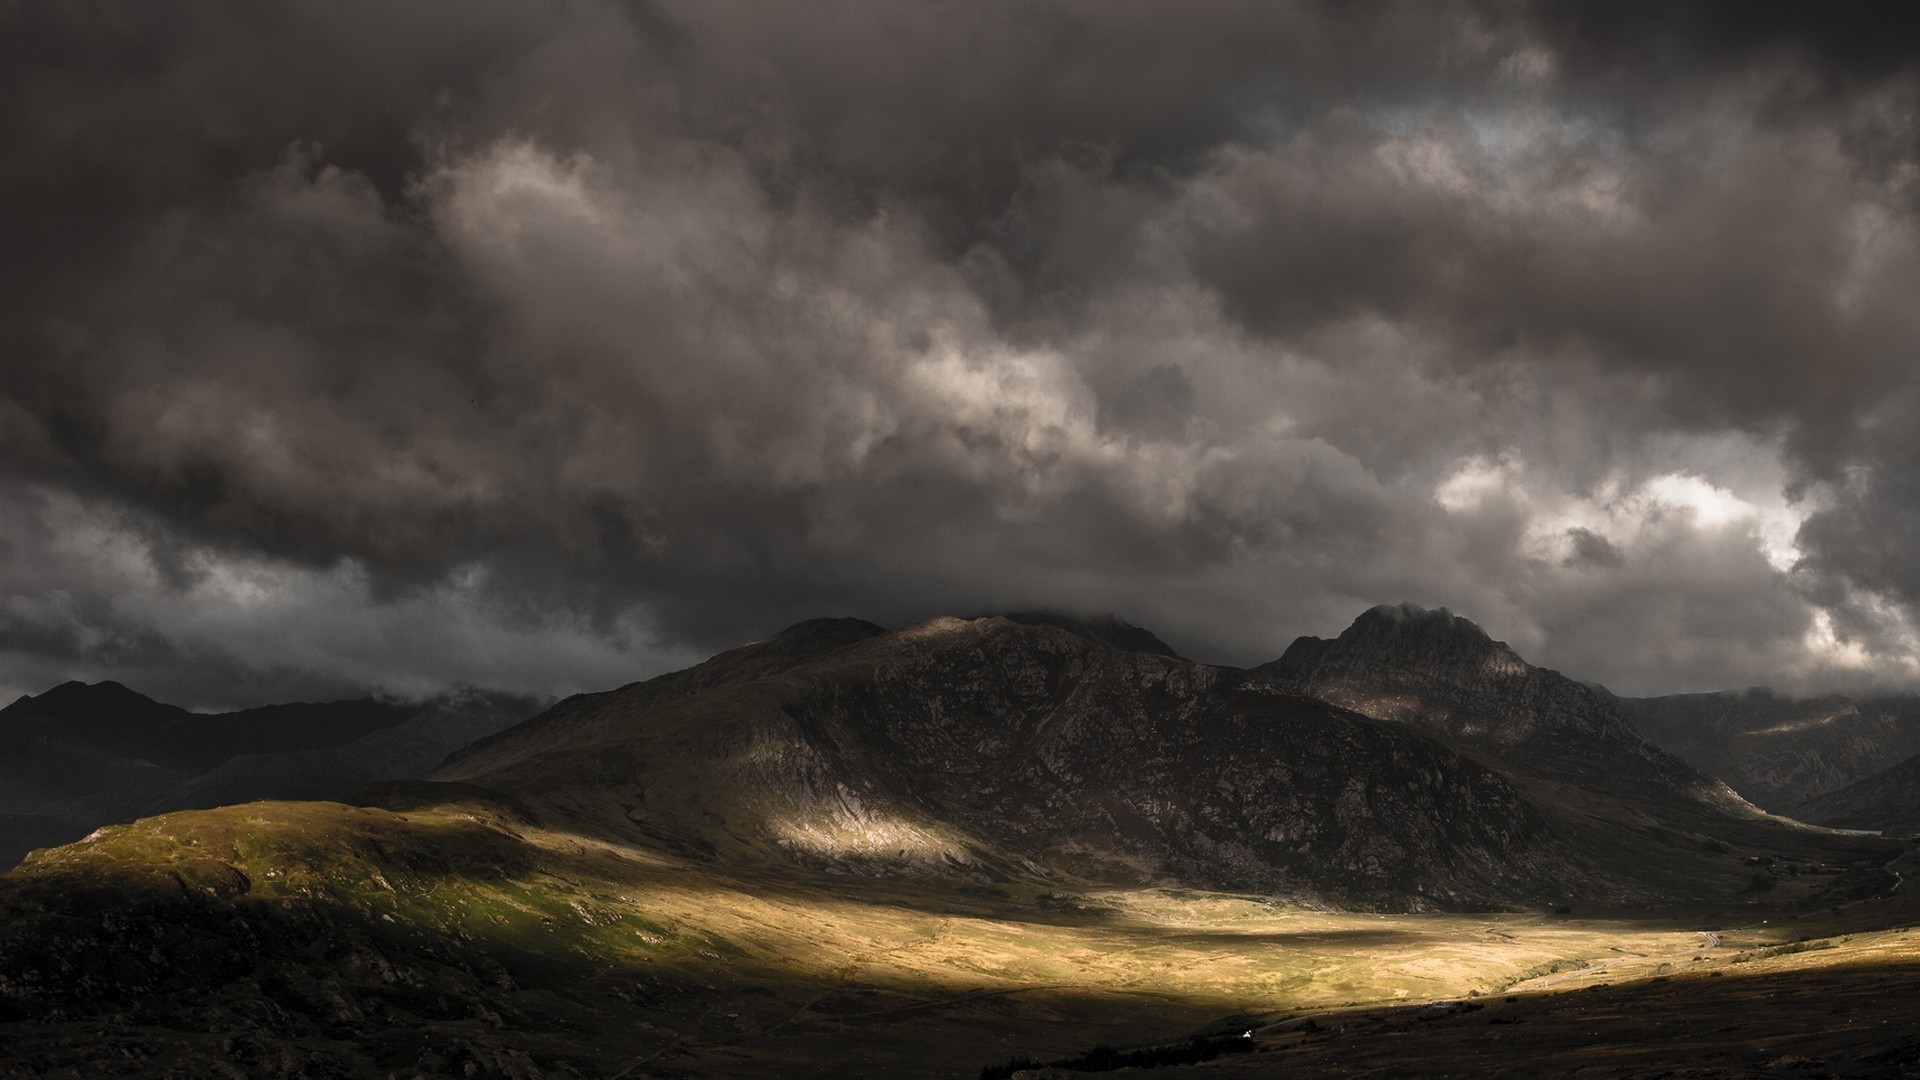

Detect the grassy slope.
xmin=0 ymin=787 xmax=1910 ymax=1078
xmin=1156 ymin=926 xmax=1920 ymax=1078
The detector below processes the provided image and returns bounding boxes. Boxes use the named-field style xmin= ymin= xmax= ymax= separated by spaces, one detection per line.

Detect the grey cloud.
xmin=1562 ymin=528 xmax=1626 ymax=570
xmin=2 ymin=1 xmax=1919 ymax=704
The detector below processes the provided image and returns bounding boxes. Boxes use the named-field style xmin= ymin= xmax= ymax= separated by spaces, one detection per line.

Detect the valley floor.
xmin=2 ymin=797 xmax=1916 ymax=1078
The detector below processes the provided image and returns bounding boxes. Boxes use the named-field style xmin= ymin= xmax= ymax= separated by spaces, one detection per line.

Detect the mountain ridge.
xmin=0 ymin=606 xmax=1902 ymax=1078
xmin=1792 ymin=749 xmax=1920 ymax=834
xmin=1617 ymin=688 xmax=1920 ymax=812
xmin=0 ymin=682 xmax=542 ymax=870
xmin=1252 ymin=603 xmax=1751 ymax=816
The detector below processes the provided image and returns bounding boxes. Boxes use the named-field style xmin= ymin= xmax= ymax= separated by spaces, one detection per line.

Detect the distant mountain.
xmin=0 ymin=814 xmax=87 ymax=876
xmin=1616 ymin=688 xmax=1920 ymax=812
xmin=1251 ymin=603 xmax=1748 ymax=813
xmin=1792 ymin=750 xmax=1920 ymax=835
xmin=48 ymin=689 xmax=542 ymax=827
xmin=0 ymin=681 xmax=417 ymax=774
xmin=0 ymin=682 xmax=540 ymax=868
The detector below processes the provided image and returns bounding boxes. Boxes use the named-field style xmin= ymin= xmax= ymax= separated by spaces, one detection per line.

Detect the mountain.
xmin=0 ymin=681 xmax=418 ymax=774
xmin=0 ymin=814 xmax=88 ymax=876
xmin=1616 ymin=688 xmax=1920 ymax=812
xmin=1792 ymin=750 xmax=1920 ymax=835
xmin=0 ymin=682 xmax=420 ymax=821
xmin=1251 ymin=603 xmax=1749 ymax=814
xmin=435 ymin=615 xmax=1600 ymax=907
xmin=0 ymin=612 xmax=1898 ymax=1078
xmin=0 ymin=682 xmax=541 ymax=869
xmin=46 ymin=689 xmax=542 ymax=828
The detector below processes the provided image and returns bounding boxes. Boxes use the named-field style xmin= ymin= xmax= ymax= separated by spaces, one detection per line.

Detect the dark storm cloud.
xmin=2 ymin=0 xmax=1918 ymax=702
xmin=1527 ymin=1 xmax=1920 ymax=88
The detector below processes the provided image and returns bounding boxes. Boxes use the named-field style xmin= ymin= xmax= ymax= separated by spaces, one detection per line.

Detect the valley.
xmin=0 ymin=790 xmax=1909 ymax=1079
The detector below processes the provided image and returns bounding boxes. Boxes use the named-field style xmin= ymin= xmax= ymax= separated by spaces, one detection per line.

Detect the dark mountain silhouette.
xmin=0 ymin=814 xmax=87 ymax=877
xmin=0 ymin=682 xmax=540 ymax=869
xmin=48 ymin=689 xmax=542 ymax=829
xmin=1616 ymin=688 xmax=1920 ymax=812
xmin=0 ymin=681 xmax=415 ymax=776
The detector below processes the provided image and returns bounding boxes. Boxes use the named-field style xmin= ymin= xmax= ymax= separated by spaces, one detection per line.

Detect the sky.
xmin=3 ymin=1 xmax=1920 ymax=708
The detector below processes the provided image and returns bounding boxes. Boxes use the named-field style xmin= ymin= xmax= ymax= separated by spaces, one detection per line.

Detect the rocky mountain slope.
xmin=1616 ymin=688 xmax=1920 ymax=812
xmin=437 ymin=615 xmax=1595 ymax=907
xmin=1792 ymin=750 xmax=1920 ymax=835
xmin=1251 ymin=604 xmax=1750 ymax=815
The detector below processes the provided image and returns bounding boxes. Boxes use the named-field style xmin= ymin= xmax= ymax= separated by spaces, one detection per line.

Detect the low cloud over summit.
xmin=3 ymin=1 xmax=1919 ymax=704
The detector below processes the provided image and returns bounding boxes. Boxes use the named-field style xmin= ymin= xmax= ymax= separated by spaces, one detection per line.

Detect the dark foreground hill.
xmin=0 ymin=613 xmax=1904 ymax=1078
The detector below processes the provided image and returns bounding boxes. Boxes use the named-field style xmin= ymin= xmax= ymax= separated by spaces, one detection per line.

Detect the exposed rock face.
xmin=436 ymin=615 xmax=1695 ymax=907
xmin=1618 ymin=689 xmax=1920 ymax=812
xmin=782 ymin=618 xmax=1573 ymax=904
xmin=1252 ymin=604 xmax=1747 ymax=812
xmin=1793 ymin=751 xmax=1920 ymax=835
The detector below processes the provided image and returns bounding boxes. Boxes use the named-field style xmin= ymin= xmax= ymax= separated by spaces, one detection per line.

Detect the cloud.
xmin=1 ymin=1 xmax=1918 ymax=704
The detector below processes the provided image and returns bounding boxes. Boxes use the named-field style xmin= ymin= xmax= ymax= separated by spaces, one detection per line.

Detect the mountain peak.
xmin=1344 ymin=603 xmax=1496 ymax=649
xmin=7 ymin=679 xmax=171 ymax=721
xmin=1266 ymin=602 xmax=1514 ymax=678
xmin=1253 ymin=603 xmax=1742 ymax=810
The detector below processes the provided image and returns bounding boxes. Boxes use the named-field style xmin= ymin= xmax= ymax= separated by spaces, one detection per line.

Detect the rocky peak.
xmin=1256 ymin=604 xmax=1747 ymax=811
xmin=1273 ymin=603 xmax=1526 ymax=686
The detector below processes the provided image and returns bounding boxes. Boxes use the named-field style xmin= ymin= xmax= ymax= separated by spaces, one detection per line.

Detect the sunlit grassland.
xmin=11 ymin=794 xmax=1909 ymax=1078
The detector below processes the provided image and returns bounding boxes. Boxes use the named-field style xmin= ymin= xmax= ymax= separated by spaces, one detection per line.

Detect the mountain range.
xmin=1617 ymin=687 xmax=1920 ymax=821
xmin=0 ymin=604 xmax=1910 ymax=1076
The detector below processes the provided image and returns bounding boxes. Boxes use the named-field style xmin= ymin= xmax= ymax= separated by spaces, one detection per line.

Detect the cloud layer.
xmin=3 ymin=1 xmax=1919 ymax=704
